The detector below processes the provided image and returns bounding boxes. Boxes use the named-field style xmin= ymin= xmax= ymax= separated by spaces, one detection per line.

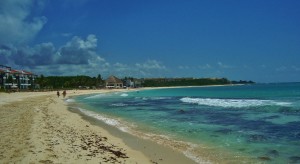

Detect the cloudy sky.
xmin=0 ymin=0 xmax=299 ymax=82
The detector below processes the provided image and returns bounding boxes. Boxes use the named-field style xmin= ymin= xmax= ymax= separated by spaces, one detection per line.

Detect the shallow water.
xmin=73 ymin=83 xmax=300 ymax=163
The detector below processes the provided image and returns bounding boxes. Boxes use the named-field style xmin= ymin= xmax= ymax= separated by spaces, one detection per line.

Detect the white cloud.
xmin=179 ymin=66 xmax=190 ymax=69
xmin=217 ymin=62 xmax=233 ymax=69
xmin=56 ymin=34 xmax=98 ymax=65
xmin=136 ymin=60 xmax=166 ymax=70
xmin=62 ymin=33 xmax=73 ymax=37
xmin=292 ymin=66 xmax=300 ymax=72
xmin=3 ymin=34 xmax=101 ymax=67
xmin=113 ymin=63 xmax=131 ymax=73
xmin=275 ymin=65 xmax=300 ymax=72
xmin=134 ymin=60 xmax=168 ymax=77
xmin=114 ymin=62 xmax=128 ymax=69
xmin=198 ymin=64 xmax=212 ymax=69
xmin=1 ymin=34 xmax=105 ymax=74
xmin=260 ymin=64 xmax=267 ymax=69
xmin=0 ymin=34 xmax=169 ymax=78
xmin=276 ymin=66 xmax=287 ymax=72
xmin=0 ymin=0 xmax=47 ymax=45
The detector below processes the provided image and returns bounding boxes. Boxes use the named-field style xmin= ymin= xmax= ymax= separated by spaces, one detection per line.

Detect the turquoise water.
xmin=72 ymin=83 xmax=300 ymax=163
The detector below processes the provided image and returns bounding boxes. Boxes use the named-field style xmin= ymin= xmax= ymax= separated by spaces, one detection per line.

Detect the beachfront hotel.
xmin=0 ymin=65 xmax=37 ymax=90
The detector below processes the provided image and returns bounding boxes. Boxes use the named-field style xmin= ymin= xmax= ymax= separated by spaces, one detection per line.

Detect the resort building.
xmin=0 ymin=65 xmax=37 ymax=90
xmin=105 ymin=75 xmax=123 ymax=89
xmin=125 ymin=78 xmax=144 ymax=88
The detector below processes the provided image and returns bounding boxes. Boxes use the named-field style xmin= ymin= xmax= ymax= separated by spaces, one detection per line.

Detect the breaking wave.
xmin=149 ymin=97 xmax=172 ymax=100
xmin=120 ymin=93 xmax=129 ymax=97
xmin=76 ymin=107 xmax=129 ymax=132
xmin=75 ymin=107 xmax=209 ymax=163
xmin=111 ymin=103 xmax=128 ymax=107
xmin=65 ymin=98 xmax=76 ymax=103
xmin=135 ymin=97 xmax=172 ymax=100
xmin=180 ymin=97 xmax=292 ymax=108
xmin=84 ymin=94 xmax=106 ymax=99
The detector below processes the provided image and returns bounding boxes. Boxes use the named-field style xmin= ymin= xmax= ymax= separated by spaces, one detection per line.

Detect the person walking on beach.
xmin=57 ymin=91 xmax=60 ymax=97
xmin=62 ymin=90 xmax=66 ymax=98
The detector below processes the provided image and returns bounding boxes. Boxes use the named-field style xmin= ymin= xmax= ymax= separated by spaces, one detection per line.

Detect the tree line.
xmin=36 ymin=74 xmax=104 ymax=89
xmin=35 ymin=75 xmax=254 ymax=89
xmin=143 ymin=78 xmax=232 ymax=87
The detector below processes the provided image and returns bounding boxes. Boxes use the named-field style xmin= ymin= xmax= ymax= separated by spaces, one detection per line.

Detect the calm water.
xmin=72 ymin=83 xmax=300 ymax=163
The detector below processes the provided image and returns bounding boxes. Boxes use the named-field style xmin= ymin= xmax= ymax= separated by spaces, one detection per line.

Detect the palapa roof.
xmin=106 ymin=75 xmax=123 ymax=83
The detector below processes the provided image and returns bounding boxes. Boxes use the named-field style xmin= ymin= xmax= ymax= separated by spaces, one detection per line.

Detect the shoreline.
xmin=67 ymin=85 xmax=256 ymax=163
xmin=70 ymin=87 xmax=257 ymax=164
xmin=0 ymin=89 xmax=197 ymax=163
xmin=0 ymin=84 xmax=247 ymax=163
xmin=69 ymin=106 xmax=198 ymax=164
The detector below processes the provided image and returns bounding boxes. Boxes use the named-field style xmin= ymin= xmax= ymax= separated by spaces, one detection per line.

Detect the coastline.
xmin=141 ymin=84 xmax=245 ymax=91
xmin=70 ymin=86 xmax=257 ymax=164
xmin=0 ymin=89 xmax=196 ymax=163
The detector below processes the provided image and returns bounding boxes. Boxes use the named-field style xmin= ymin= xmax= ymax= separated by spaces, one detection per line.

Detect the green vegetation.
xmin=36 ymin=74 xmax=104 ymax=89
xmin=35 ymin=74 xmax=254 ymax=90
xmin=143 ymin=78 xmax=232 ymax=87
xmin=231 ymin=80 xmax=255 ymax=84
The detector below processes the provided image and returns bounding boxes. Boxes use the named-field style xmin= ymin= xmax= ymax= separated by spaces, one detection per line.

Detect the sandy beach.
xmin=0 ymin=90 xmax=196 ymax=164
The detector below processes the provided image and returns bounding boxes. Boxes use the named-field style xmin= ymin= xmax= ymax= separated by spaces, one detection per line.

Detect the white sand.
xmin=0 ymin=90 xmax=150 ymax=163
xmin=0 ymin=89 xmax=197 ymax=163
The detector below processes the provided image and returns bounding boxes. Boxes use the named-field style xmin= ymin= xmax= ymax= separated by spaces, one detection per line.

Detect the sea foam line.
xmin=76 ymin=107 xmax=129 ymax=132
xmin=84 ymin=94 xmax=106 ymax=99
xmin=180 ymin=97 xmax=291 ymax=108
xmin=74 ymin=107 xmax=210 ymax=164
xmin=65 ymin=98 xmax=76 ymax=103
xmin=111 ymin=103 xmax=128 ymax=107
xmin=120 ymin=93 xmax=129 ymax=97
xmin=140 ymin=132 xmax=211 ymax=164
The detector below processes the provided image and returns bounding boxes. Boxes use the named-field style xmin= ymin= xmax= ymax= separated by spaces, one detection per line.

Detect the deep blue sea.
xmin=71 ymin=83 xmax=300 ymax=163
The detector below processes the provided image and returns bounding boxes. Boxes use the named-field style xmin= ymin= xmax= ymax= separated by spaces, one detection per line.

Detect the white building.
xmin=0 ymin=65 xmax=37 ymax=90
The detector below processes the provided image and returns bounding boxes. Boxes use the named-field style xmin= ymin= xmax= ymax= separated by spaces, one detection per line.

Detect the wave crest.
xmin=111 ymin=103 xmax=128 ymax=107
xmin=180 ymin=97 xmax=291 ymax=108
xmin=65 ymin=98 xmax=75 ymax=103
xmin=120 ymin=93 xmax=129 ymax=97
xmin=84 ymin=94 xmax=106 ymax=99
xmin=76 ymin=107 xmax=128 ymax=132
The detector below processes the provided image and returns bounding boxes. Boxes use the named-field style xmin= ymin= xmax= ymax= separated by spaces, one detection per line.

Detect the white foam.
xmin=183 ymin=148 xmax=212 ymax=164
xmin=76 ymin=107 xmax=128 ymax=132
xmin=135 ymin=97 xmax=148 ymax=100
xmin=111 ymin=103 xmax=127 ymax=107
xmin=180 ymin=97 xmax=291 ymax=108
xmin=84 ymin=94 xmax=106 ymax=99
xmin=142 ymin=132 xmax=211 ymax=164
xmin=150 ymin=97 xmax=171 ymax=100
xmin=65 ymin=98 xmax=76 ymax=103
xmin=76 ymin=107 xmax=210 ymax=164
xmin=120 ymin=93 xmax=129 ymax=97
xmin=135 ymin=97 xmax=171 ymax=101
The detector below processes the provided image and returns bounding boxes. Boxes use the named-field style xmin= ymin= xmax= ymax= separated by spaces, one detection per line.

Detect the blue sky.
xmin=0 ymin=0 xmax=299 ymax=82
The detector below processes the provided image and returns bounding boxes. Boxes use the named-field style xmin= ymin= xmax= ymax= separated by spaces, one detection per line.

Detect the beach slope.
xmin=0 ymin=91 xmax=150 ymax=163
xmin=0 ymin=90 xmax=196 ymax=164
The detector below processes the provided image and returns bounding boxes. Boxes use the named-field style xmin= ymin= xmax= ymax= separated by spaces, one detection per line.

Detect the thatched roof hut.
xmin=105 ymin=75 xmax=123 ymax=88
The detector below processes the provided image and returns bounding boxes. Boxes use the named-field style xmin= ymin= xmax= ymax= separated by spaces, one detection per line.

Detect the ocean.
xmin=70 ymin=83 xmax=300 ymax=163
